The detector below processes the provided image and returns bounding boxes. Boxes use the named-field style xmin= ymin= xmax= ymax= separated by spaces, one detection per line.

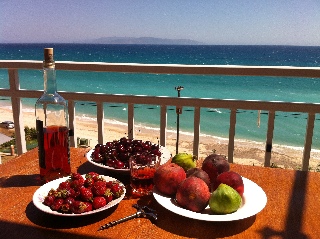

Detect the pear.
xmin=209 ymin=183 xmax=242 ymax=214
xmin=172 ymin=153 xmax=196 ymax=172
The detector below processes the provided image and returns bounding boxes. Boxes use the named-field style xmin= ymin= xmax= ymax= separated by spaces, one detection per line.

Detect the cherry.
xmin=92 ymin=151 xmax=103 ymax=163
xmin=119 ymin=137 xmax=128 ymax=144
xmin=117 ymin=144 xmax=126 ymax=153
xmin=106 ymin=158 xmax=115 ymax=167
xmin=99 ymin=144 xmax=109 ymax=154
xmin=133 ymin=139 xmax=142 ymax=144
xmin=142 ymin=142 xmax=151 ymax=150
xmin=105 ymin=142 xmax=114 ymax=148
xmin=133 ymin=146 xmax=143 ymax=152
xmin=151 ymin=148 xmax=161 ymax=157
xmin=125 ymin=145 xmax=133 ymax=152
xmin=114 ymin=160 xmax=125 ymax=169
xmin=118 ymin=152 xmax=130 ymax=161
xmin=125 ymin=138 xmax=133 ymax=145
xmin=111 ymin=149 xmax=118 ymax=157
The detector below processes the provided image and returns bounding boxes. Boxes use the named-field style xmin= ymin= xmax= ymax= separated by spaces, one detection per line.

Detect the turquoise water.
xmin=1 ymin=43 xmax=320 ymax=148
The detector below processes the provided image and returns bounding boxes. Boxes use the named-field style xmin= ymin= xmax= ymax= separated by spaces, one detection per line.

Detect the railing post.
xmin=228 ymin=109 xmax=237 ymax=163
xmin=97 ymin=102 xmax=104 ymax=144
xmin=128 ymin=103 xmax=134 ymax=139
xmin=68 ymin=100 xmax=76 ymax=147
xmin=193 ymin=107 xmax=200 ymax=158
xmin=8 ymin=69 xmax=27 ymax=155
xmin=302 ymin=112 xmax=315 ymax=171
xmin=160 ymin=105 xmax=167 ymax=147
xmin=264 ymin=110 xmax=275 ymax=167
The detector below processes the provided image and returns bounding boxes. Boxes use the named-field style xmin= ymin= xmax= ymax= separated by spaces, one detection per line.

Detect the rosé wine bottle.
xmin=35 ymin=48 xmax=71 ymax=182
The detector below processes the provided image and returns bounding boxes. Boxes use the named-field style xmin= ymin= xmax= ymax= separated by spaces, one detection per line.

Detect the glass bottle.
xmin=35 ymin=48 xmax=71 ymax=182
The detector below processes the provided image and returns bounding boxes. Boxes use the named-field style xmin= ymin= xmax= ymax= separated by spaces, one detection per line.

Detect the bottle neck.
xmin=43 ymin=66 xmax=57 ymax=95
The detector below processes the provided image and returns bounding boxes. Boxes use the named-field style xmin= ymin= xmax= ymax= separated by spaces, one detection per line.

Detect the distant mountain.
xmin=85 ymin=37 xmax=204 ymax=45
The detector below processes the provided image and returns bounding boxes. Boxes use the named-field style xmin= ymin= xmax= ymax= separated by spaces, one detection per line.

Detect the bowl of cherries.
xmin=86 ymin=137 xmax=171 ymax=173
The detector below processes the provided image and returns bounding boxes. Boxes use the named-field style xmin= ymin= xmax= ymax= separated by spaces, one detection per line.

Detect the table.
xmin=1 ymin=148 xmax=320 ymax=239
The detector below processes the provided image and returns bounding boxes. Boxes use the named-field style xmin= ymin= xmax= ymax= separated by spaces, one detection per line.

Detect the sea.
xmin=1 ymin=43 xmax=320 ymax=150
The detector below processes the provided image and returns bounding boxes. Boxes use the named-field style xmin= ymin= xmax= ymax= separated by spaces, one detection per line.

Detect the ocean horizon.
xmin=1 ymin=43 xmax=320 ymax=150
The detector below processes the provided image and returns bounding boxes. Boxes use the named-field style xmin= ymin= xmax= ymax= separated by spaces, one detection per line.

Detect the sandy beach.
xmin=1 ymin=105 xmax=320 ymax=171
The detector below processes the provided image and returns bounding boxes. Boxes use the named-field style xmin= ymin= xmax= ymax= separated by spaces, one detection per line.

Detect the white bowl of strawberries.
xmin=33 ymin=172 xmax=126 ymax=216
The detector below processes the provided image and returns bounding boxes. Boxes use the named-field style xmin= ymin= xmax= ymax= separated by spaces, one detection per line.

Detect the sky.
xmin=1 ymin=0 xmax=320 ymax=46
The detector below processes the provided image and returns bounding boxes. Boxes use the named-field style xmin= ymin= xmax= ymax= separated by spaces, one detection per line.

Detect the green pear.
xmin=209 ymin=183 xmax=242 ymax=214
xmin=172 ymin=153 xmax=196 ymax=172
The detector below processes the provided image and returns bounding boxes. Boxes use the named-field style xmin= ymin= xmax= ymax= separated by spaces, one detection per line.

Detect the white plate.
xmin=153 ymin=177 xmax=267 ymax=221
xmin=86 ymin=146 xmax=171 ymax=173
xmin=33 ymin=175 xmax=126 ymax=216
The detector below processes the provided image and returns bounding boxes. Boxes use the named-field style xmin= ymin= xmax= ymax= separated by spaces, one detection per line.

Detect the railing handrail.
xmin=1 ymin=60 xmax=320 ymax=171
xmin=1 ymin=60 xmax=320 ymax=77
xmin=1 ymin=89 xmax=320 ymax=113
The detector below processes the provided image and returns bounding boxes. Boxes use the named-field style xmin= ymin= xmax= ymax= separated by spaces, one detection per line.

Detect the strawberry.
xmin=105 ymin=181 xmax=114 ymax=189
xmin=52 ymin=189 xmax=63 ymax=198
xmin=70 ymin=179 xmax=84 ymax=191
xmin=71 ymin=201 xmax=81 ymax=214
xmin=58 ymin=187 xmax=76 ymax=199
xmin=84 ymin=177 xmax=94 ymax=188
xmin=58 ymin=181 xmax=71 ymax=190
xmin=47 ymin=188 xmax=57 ymax=196
xmin=92 ymin=181 xmax=107 ymax=196
xmin=92 ymin=196 xmax=107 ymax=209
xmin=50 ymin=198 xmax=64 ymax=211
xmin=47 ymin=188 xmax=64 ymax=199
xmin=73 ymin=188 xmax=81 ymax=200
xmin=64 ymin=197 xmax=75 ymax=207
xmin=104 ymin=188 xmax=113 ymax=203
xmin=80 ymin=187 xmax=93 ymax=201
xmin=83 ymin=202 xmax=93 ymax=212
xmin=71 ymin=201 xmax=92 ymax=214
xmin=111 ymin=182 xmax=124 ymax=199
xmin=60 ymin=203 xmax=71 ymax=213
xmin=70 ymin=173 xmax=85 ymax=185
xmin=71 ymin=172 xmax=84 ymax=181
xmin=43 ymin=195 xmax=55 ymax=207
xmin=60 ymin=197 xmax=75 ymax=213
xmin=85 ymin=172 xmax=101 ymax=182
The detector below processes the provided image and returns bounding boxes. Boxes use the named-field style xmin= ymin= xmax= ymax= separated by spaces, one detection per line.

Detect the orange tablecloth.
xmin=1 ymin=147 xmax=320 ymax=238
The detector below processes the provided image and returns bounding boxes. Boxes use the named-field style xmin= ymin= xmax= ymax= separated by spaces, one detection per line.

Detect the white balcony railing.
xmin=1 ymin=60 xmax=320 ymax=171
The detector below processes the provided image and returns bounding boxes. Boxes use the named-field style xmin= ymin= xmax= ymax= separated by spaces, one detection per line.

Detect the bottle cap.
xmin=43 ymin=48 xmax=55 ymax=68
